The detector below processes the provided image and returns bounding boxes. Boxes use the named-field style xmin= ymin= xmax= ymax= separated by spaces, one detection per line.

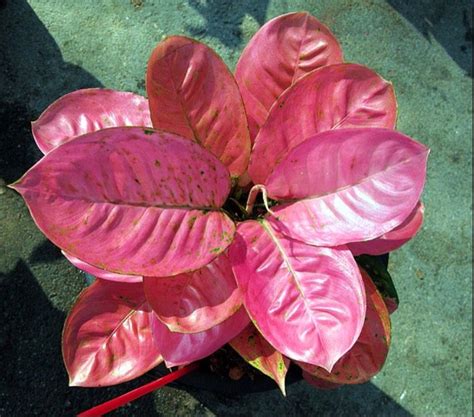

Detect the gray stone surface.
xmin=0 ymin=0 xmax=471 ymax=416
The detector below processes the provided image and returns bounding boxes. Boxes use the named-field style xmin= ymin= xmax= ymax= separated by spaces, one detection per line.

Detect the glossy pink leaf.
xmin=266 ymin=128 xmax=429 ymax=247
xmin=302 ymin=372 xmax=342 ymax=390
xmin=143 ymin=253 xmax=242 ymax=333
xmin=146 ymin=36 xmax=250 ymax=177
xmin=151 ymin=307 xmax=250 ymax=367
xmin=62 ymin=280 xmax=162 ymax=387
xmin=229 ymin=220 xmax=366 ymax=371
xmin=229 ymin=323 xmax=290 ymax=395
xmin=348 ymin=201 xmax=424 ymax=255
xmin=299 ymin=267 xmax=391 ymax=384
xmin=235 ymin=11 xmax=343 ymax=142
xmin=32 ymin=88 xmax=152 ymax=154
xmin=12 ymin=127 xmax=234 ymax=277
xmin=248 ymin=63 xmax=397 ymax=184
xmin=62 ymin=251 xmax=142 ymax=283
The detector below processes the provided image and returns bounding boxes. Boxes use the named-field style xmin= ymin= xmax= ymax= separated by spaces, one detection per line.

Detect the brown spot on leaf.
xmin=350 ymin=157 xmax=356 ymax=170
xmin=187 ymin=216 xmax=197 ymax=228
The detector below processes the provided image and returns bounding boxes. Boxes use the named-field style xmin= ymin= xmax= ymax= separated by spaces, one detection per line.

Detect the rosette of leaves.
xmin=11 ymin=12 xmax=428 ymax=393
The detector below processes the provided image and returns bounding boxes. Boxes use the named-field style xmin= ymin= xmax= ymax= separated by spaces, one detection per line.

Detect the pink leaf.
xmin=12 ymin=127 xmax=234 ymax=277
xmin=229 ymin=323 xmax=290 ymax=395
xmin=32 ymin=88 xmax=152 ymax=154
xmin=235 ymin=11 xmax=343 ymax=142
xmin=248 ymin=63 xmax=397 ymax=184
xmin=298 ymin=267 xmax=391 ymax=384
xmin=229 ymin=220 xmax=366 ymax=372
xmin=62 ymin=280 xmax=162 ymax=387
xmin=62 ymin=251 xmax=142 ymax=283
xmin=266 ymin=128 xmax=429 ymax=247
xmin=146 ymin=36 xmax=250 ymax=178
xmin=143 ymin=253 xmax=242 ymax=333
xmin=151 ymin=307 xmax=250 ymax=367
xmin=348 ymin=201 xmax=424 ymax=255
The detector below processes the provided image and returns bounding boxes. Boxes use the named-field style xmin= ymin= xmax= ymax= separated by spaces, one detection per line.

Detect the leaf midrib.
xmin=259 ymin=219 xmax=320 ymax=333
xmin=18 ymin=188 xmax=223 ymax=211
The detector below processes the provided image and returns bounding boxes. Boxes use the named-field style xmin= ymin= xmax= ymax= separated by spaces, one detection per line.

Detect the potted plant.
xmin=10 ymin=11 xmax=428 ymax=410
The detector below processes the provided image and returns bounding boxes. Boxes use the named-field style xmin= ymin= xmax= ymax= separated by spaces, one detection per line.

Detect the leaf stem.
xmin=77 ymin=363 xmax=199 ymax=416
xmin=245 ymin=184 xmax=276 ymax=216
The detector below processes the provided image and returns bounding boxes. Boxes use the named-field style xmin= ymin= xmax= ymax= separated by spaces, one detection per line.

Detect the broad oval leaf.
xmin=62 ymin=280 xmax=162 ymax=387
xmin=299 ymin=267 xmax=391 ymax=384
xmin=266 ymin=128 xmax=429 ymax=247
xmin=235 ymin=11 xmax=343 ymax=142
xmin=229 ymin=220 xmax=366 ymax=371
xmin=348 ymin=201 xmax=424 ymax=256
xmin=62 ymin=251 xmax=142 ymax=283
xmin=229 ymin=323 xmax=290 ymax=395
xmin=143 ymin=253 xmax=242 ymax=333
xmin=151 ymin=307 xmax=250 ymax=367
xmin=146 ymin=36 xmax=250 ymax=177
xmin=32 ymin=88 xmax=152 ymax=154
xmin=12 ymin=127 xmax=235 ymax=277
xmin=248 ymin=63 xmax=397 ymax=184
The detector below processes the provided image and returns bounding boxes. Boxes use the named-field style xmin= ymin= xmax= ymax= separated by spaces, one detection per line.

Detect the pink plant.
xmin=11 ymin=12 xmax=428 ymax=394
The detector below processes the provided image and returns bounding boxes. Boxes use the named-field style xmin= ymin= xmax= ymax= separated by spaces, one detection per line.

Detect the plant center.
xmin=223 ymin=184 xmax=277 ymax=222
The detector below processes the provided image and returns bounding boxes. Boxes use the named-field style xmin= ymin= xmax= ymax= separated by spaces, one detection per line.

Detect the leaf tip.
xmin=318 ymin=356 xmax=339 ymax=375
xmin=68 ymin=374 xmax=84 ymax=387
xmin=164 ymin=359 xmax=180 ymax=369
xmin=7 ymin=180 xmax=21 ymax=192
xmin=66 ymin=365 xmax=90 ymax=387
xmin=277 ymin=380 xmax=287 ymax=396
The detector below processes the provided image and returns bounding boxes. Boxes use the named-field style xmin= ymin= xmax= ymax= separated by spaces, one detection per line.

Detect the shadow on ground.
xmin=0 ymin=261 xmax=161 ymax=417
xmin=187 ymin=0 xmax=270 ymax=46
xmin=388 ymin=0 xmax=472 ymax=76
xmin=178 ymin=375 xmax=413 ymax=417
xmin=0 ymin=0 xmax=102 ymax=184
xmin=0 ymin=1 xmax=158 ymax=415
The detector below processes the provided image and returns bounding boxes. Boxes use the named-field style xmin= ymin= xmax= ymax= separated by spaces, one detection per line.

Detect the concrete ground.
xmin=0 ymin=1 xmax=472 ymax=416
